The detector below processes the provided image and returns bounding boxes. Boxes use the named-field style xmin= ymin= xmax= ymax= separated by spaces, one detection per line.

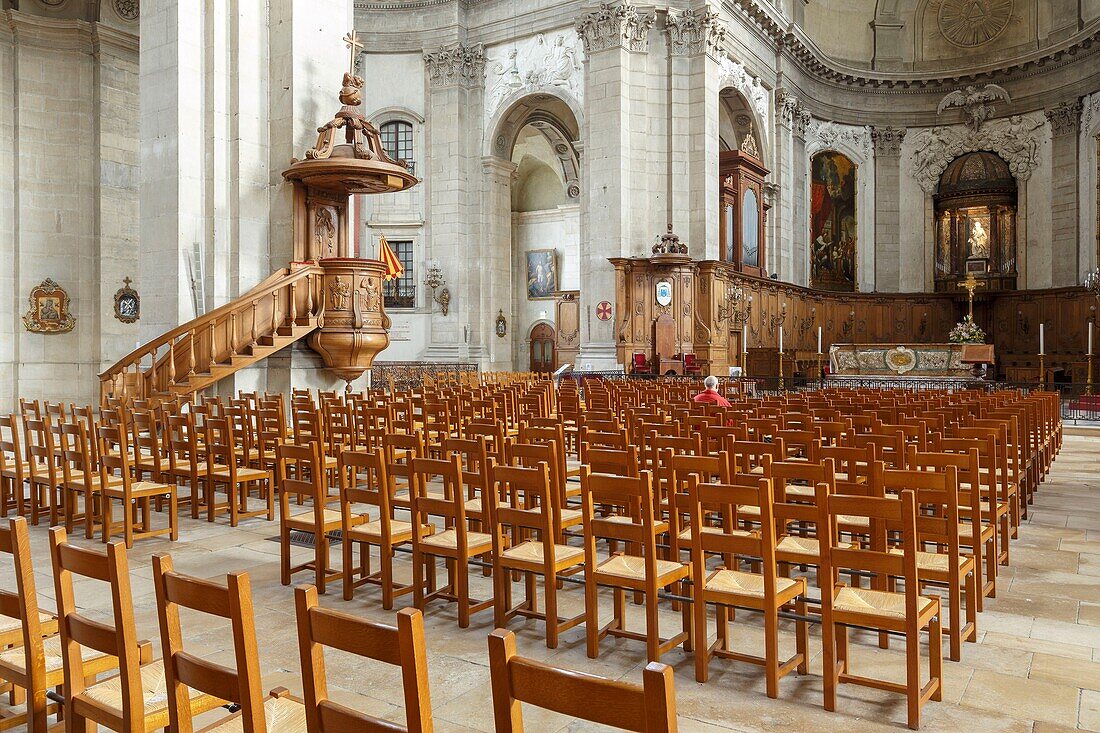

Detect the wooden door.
xmin=530 ymin=324 xmax=556 ymax=373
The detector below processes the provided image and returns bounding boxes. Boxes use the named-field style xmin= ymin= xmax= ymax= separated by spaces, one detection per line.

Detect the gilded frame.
xmin=22 ymin=279 xmax=76 ymax=334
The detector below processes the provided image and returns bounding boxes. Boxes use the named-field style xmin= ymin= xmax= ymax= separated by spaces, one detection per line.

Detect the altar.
xmin=829 ymin=343 xmax=971 ymax=378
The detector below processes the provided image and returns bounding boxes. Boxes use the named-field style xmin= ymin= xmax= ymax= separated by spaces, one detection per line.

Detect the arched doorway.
xmin=529 ymin=323 xmax=556 ymax=372
xmin=934 ymin=151 xmax=1018 ymax=292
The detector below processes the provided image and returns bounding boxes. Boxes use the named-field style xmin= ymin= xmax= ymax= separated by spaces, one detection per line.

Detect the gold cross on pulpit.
xmin=344 ymin=30 xmax=364 ymax=76
xmin=958 ymin=272 xmax=985 ymax=319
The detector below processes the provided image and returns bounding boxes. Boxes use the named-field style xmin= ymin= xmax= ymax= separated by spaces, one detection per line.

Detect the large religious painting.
xmin=526 ymin=248 xmax=558 ymax=300
xmin=810 ymin=151 xmax=857 ymax=292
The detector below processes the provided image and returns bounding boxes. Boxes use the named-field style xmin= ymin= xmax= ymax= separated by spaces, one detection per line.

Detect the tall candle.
xmin=778 ymin=326 xmax=784 ymax=354
xmin=817 ymin=326 xmax=823 ymax=355
xmin=1039 ymin=323 xmax=1045 ymax=356
xmin=1089 ymin=321 xmax=1094 ymax=356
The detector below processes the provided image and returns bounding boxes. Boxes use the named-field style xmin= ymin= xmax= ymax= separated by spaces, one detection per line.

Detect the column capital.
xmin=575 ymin=3 xmax=657 ymax=54
xmin=481 ymin=155 xmax=519 ymax=179
xmin=776 ymin=89 xmax=810 ymax=138
xmin=1045 ymin=100 xmax=1082 ymax=137
xmin=871 ymin=126 xmax=907 ymax=157
xmin=666 ymin=7 xmax=726 ymax=57
xmin=424 ymin=43 xmax=486 ymax=89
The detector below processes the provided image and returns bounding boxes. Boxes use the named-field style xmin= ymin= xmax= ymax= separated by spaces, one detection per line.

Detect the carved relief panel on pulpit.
xmin=302 ymin=193 xmax=349 ymax=261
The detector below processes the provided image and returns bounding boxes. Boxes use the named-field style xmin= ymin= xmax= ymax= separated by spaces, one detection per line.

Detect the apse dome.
xmin=936 ymin=151 xmax=1016 ymax=200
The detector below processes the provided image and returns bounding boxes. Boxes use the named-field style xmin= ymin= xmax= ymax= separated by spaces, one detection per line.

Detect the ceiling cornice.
xmin=726 ymin=0 xmax=1100 ymax=94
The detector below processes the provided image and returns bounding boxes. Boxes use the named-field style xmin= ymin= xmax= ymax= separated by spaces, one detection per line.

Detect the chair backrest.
xmin=339 ymin=448 xmax=396 ymax=534
xmin=151 ymin=554 xmax=269 ymax=733
xmin=815 ymin=483 xmax=921 ymax=595
xmin=278 ymin=441 xmax=325 ymax=505
xmin=409 ymin=453 xmax=468 ymax=530
xmin=383 ymin=432 xmax=426 ymax=490
xmin=489 ymin=461 xmax=555 ymax=554
xmin=580 ymin=467 xmax=660 ymax=555
xmin=0 ymin=516 xmax=48 ymax=702
xmin=295 ymin=586 xmax=433 ymax=732
xmin=49 ymin=527 xmax=145 ymax=725
xmin=487 ymin=629 xmax=677 ymax=732
xmin=23 ymin=416 xmax=57 ymax=487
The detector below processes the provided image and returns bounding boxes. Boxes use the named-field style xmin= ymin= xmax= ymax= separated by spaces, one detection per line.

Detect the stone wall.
xmin=0 ymin=9 xmax=138 ymax=412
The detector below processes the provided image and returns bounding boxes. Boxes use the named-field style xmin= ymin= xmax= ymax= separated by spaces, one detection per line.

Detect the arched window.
xmin=379 ymin=121 xmax=414 ymax=175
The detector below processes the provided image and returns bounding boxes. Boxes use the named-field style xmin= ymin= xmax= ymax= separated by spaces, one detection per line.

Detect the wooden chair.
xmin=204 ymin=416 xmax=275 ymax=525
xmin=580 ymin=467 xmax=691 ymax=662
xmin=167 ymin=412 xmax=209 ymax=520
xmin=58 ymin=420 xmax=117 ymax=539
xmin=48 ymin=527 xmax=221 ymax=732
xmin=0 ymin=417 xmax=27 ymax=519
xmin=0 ymin=516 xmax=82 ymax=733
xmin=487 ymin=629 xmax=677 ymax=733
xmin=151 ymin=554 xmax=305 ymax=732
xmin=815 ymin=486 xmax=943 ymax=730
xmin=489 ymin=460 xmax=585 ymax=648
xmin=98 ymin=423 xmax=179 ymax=547
xmin=295 ymin=586 xmax=434 ymax=732
xmin=22 ymin=417 xmax=59 ymax=527
xmin=339 ymin=448 xmax=433 ymax=607
xmin=409 ymin=454 xmax=495 ymax=628
xmin=687 ymin=475 xmax=809 ymax=694
xmin=277 ymin=441 xmax=343 ymax=594
xmin=881 ymin=461 xmax=976 ymax=662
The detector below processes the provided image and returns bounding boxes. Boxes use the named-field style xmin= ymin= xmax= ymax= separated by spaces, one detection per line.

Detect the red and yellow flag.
xmin=379 ymin=233 xmax=404 ymax=282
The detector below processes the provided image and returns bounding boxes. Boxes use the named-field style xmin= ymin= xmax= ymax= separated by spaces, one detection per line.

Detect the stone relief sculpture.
xmin=937 ymin=83 xmax=1011 ymax=132
xmin=908 ymin=114 xmax=1044 ymax=193
xmin=485 ymin=32 xmax=584 ymax=120
xmin=805 ymin=119 xmax=874 ymax=161
xmin=718 ymin=54 xmax=770 ymax=140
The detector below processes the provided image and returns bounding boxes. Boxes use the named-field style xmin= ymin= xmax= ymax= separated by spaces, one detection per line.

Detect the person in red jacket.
xmin=693 ymin=375 xmax=731 ymax=406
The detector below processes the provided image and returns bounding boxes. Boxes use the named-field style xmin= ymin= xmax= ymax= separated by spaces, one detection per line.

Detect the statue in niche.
xmin=967 ymin=219 xmax=990 ymax=259
xmin=315 ymin=207 xmax=337 ymax=258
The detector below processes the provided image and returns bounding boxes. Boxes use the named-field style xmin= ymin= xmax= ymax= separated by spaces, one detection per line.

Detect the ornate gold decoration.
xmin=958 ymin=271 xmax=986 ymax=318
xmin=739 ymin=123 xmax=760 ymax=159
xmin=937 ymin=0 xmax=1014 ymax=48
xmin=435 ymin=287 xmax=451 ymax=316
xmin=495 ymin=309 xmax=507 ymax=338
xmin=113 ymin=277 xmax=140 ymax=324
xmin=23 ymin=279 xmax=76 ymax=334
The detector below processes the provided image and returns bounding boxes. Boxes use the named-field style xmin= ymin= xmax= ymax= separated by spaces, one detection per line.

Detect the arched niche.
xmin=718 ymin=88 xmax=770 ymax=278
xmin=719 ymin=88 xmax=765 ymax=162
xmin=933 ymin=150 xmax=1018 ymax=292
xmin=484 ymin=93 xmax=582 ymax=370
xmin=810 ymin=150 xmax=858 ymax=292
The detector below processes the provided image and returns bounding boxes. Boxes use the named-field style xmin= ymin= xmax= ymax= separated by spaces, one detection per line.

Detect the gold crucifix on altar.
xmin=958 ymin=272 xmax=985 ymax=319
xmin=343 ymin=30 xmax=364 ymax=76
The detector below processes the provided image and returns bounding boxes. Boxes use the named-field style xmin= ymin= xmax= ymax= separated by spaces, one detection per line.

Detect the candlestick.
xmin=1089 ymin=321 xmax=1095 ymax=396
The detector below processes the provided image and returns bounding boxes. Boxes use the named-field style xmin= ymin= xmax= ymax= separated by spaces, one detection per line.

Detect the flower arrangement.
xmin=948 ymin=315 xmax=986 ymax=344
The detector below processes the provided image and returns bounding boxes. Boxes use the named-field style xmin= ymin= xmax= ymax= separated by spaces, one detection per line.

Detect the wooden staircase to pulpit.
xmin=98 ymin=36 xmax=418 ymax=406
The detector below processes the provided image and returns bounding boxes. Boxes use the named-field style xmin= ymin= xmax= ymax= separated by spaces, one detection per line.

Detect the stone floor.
xmin=3 ymin=434 xmax=1100 ymax=732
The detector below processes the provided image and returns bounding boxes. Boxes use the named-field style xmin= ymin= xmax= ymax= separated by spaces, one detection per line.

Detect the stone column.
xmin=775 ymin=92 xmax=810 ymax=285
xmin=481 ymin=156 xmax=517 ymax=370
xmin=774 ymin=90 xmax=798 ymax=283
xmin=668 ymin=5 xmax=722 ymax=259
xmin=139 ymin=0 xmax=206 ymax=342
xmin=574 ymin=3 xmax=656 ymax=371
xmin=872 ymin=126 xmax=906 ymax=293
xmin=420 ymin=43 xmax=486 ymax=364
xmin=1046 ymin=101 xmax=1082 ymax=287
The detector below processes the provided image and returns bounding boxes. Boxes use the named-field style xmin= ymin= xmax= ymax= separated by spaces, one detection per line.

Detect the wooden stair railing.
xmin=99 ymin=264 xmax=325 ymax=406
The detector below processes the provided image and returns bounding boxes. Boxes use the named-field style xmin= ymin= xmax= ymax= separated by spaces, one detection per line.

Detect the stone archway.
xmin=481 ymin=94 xmax=581 ymax=370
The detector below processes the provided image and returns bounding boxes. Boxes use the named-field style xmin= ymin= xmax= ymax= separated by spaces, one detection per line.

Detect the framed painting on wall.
xmin=526 ymin=248 xmax=558 ymax=300
xmin=23 ymin=278 xmax=76 ymax=334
